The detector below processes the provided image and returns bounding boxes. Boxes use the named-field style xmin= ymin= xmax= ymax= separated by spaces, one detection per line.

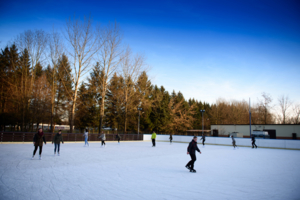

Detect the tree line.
xmin=0 ymin=16 xmax=299 ymax=133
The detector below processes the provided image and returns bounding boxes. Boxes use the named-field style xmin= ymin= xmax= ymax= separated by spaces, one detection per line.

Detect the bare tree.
xmin=164 ymin=98 xmax=195 ymax=133
xmin=15 ymin=30 xmax=48 ymax=97
xmin=97 ymin=22 xmax=123 ymax=133
xmin=64 ymin=15 xmax=103 ymax=133
xmin=120 ymin=47 xmax=147 ymax=132
xmin=48 ymin=30 xmax=64 ymax=132
xmin=257 ymin=92 xmax=273 ymax=124
xmin=278 ymin=95 xmax=293 ymax=124
xmin=291 ymin=104 xmax=300 ymax=124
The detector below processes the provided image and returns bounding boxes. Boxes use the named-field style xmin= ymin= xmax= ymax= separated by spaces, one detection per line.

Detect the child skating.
xmin=83 ymin=129 xmax=89 ymax=146
xmin=185 ymin=136 xmax=201 ymax=173
xmin=52 ymin=130 xmax=64 ymax=156
xmin=200 ymin=134 xmax=206 ymax=146
xmin=251 ymin=135 xmax=257 ymax=148
xmin=116 ymin=134 xmax=121 ymax=143
xmin=99 ymin=131 xmax=106 ymax=147
xmin=169 ymin=134 xmax=173 ymax=144
xmin=32 ymin=128 xmax=46 ymax=160
xmin=231 ymin=135 xmax=238 ymax=149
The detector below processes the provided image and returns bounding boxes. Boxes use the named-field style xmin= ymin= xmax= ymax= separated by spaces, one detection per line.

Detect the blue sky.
xmin=0 ymin=0 xmax=299 ymax=106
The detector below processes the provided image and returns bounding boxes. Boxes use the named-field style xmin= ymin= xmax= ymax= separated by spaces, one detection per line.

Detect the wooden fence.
xmin=0 ymin=132 xmax=143 ymax=143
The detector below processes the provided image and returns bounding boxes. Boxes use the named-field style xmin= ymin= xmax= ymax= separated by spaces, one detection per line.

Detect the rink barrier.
xmin=0 ymin=132 xmax=143 ymax=143
xmin=143 ymin=134 xmax=300 ymax=150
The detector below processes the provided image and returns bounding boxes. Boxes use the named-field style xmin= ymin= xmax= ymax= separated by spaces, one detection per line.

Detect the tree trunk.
xmin=70 ymin=101 xmax=75 ymax=133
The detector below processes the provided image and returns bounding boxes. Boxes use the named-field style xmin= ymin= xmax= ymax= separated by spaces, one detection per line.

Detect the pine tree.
xmin=56 ymin=54 xmax=73 ymax=125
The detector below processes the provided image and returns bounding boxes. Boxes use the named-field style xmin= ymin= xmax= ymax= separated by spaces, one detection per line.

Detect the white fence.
xmin=143 ymin=134 xmax=300 ymax=150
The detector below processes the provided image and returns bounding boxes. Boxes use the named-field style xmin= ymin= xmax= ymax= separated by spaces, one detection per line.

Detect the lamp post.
xmin=200 ymin=110 xmax=205 ymax=136
xmin=137 ymin=107 xmax=143 ymax=135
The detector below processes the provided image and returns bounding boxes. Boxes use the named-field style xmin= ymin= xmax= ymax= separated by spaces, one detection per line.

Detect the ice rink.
xmin=0 ymin=141 xmax=300 ymax=200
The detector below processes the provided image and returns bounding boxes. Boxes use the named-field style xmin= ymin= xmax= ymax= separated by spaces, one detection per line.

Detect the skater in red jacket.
xmin=185 ymin=136 xmax=201 ymax=173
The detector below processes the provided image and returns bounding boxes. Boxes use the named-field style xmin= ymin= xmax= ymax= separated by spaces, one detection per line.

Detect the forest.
xmin=0 ymin=16 xmax=299 ymax=133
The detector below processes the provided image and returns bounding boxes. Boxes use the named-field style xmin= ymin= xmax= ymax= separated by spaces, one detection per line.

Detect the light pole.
xmin=200 ymin=110 xmax=205 ymax=136
xmin=137 ymin=107 xmax=143 ymax=135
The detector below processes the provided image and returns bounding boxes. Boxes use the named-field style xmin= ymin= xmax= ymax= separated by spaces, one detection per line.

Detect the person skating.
xmin=83 ymin=129 xmax=89 ymax=146
xmin=200 ymin=134 xmax=206 ymax=146
xmin=32 ymin=128 xmax=46 ymax=160
xmin=186 ymin=136 xmax=201 ymax=173
xmin=116 ymin=133 xmax=121 ymax=143
xmin=231 ymin=135 xmax=238 ymax=149
xmin=99 ymin=131 xmax=106 ymax=147
xmin=169 ymin=134 xmax=173 ymax=144
xmin=151 ymin=131 xmax=156 ymax=147
xmin=52 ymin=130 xmax=64 ymax=156
xmin=251 ymin=135 xmax=257 ymax=148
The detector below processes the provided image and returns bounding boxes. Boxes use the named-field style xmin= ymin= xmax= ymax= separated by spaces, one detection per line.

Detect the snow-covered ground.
xmin=0 ymin=141 xmax=300 ymax=200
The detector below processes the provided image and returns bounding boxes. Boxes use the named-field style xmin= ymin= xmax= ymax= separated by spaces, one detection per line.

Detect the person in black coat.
xmin=200 ymin=134 xmax=206 ymax=146
xmin=251 ymin=135 xmax=257 ymax=148
xmin=52 ymin=130 xmax=64 ymax=155
xmin=169 ymin=134 xmax=173 ymax=144
xmin=185 ymin=136 xmax=201 ymax=173
xmin=32 ymin=128 xmax=46 ymax=160
xmin=116 ymin=134 xmax=121 ymax=143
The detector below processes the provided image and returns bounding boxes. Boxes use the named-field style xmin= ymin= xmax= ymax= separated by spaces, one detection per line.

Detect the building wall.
xmin=211 ymin=124 xmax=300 ymax=139
xmin=143 ymin=134 xmax=300 ymax=149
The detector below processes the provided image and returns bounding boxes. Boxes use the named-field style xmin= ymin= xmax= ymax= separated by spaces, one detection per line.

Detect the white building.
xmin=211 ymin=124 xmax=300 ymax=139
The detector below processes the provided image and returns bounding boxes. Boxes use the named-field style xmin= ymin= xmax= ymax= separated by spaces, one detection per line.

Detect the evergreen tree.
xmin=56 ymin=54 xmax=73 ymax=125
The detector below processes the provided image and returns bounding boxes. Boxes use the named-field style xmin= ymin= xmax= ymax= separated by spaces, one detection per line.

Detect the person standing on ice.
xmin=251 ymin=135 xmax=257 ymax=148
xmin=200 ymin=134 xmax=206 ymax=146
xmin=151 ymin=131 xmax=156 ymax=147
xmin=52 ymin=130 xmax=64 ymax=155
xmin=231 ymin=135 xmax=238 ymax=149
xmin=99 ymin=131 xmax=106 ymax=147
xmin=83 ymin=129 xmax=89 ymax=146
xmin=116 ymin=133 xmax=121 ymax=143
xmin=186 ymin=136 xmax=201 ymax=173
xmin=32 ymin=128 xmax=46 ymax=160
xmin=169 ymin=134 xmax=173 ymax=144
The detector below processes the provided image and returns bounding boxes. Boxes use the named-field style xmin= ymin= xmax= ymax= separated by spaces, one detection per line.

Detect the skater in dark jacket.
xmin=251 ymin=135 xmax=257 ymax=148
xmin=169 ymin=134 xmax=173 ymax=144
xmin=186 ymin=136 xmax=201 ymax=173
xmin=116 ymin=134 xmax=121 ymax=143
xmin=52 ymin=130 xmax=64 ymax=155
xmin=32 ymin=128 xmax=46 ymax=160
xmin=231 ymin=135 xmax=237 ymax=149
xmin=200 ymin=134 xmax=206 ymax=146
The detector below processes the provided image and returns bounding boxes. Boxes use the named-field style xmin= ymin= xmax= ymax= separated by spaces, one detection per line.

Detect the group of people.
xmin=32 ymin=128 xmax=258 ymax=174
xmin=152 ymin=131 xmax=258 ymax=173
xmin=31 ymin=128 xmax=122 ymax=160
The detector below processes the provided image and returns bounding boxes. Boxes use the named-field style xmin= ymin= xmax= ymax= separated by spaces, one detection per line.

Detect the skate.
xmin=185 ymin=165 xmax=191 ymax=170
xmin=190 ymin=169 xmax=196 ymax=173
xmin=58 ymin=153 xmax=60 ymax=156
xmin=39 ymin=156 xmax=42 ymax=160
xmin=31 ymin=155 xmax=34 ymax=160
xmin=54 ymin=152 xmax=56 ymax=156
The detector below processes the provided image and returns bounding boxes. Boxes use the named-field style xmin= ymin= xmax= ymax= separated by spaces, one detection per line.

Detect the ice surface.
xmin=0 ymin=141 xmax=300 ymax=200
